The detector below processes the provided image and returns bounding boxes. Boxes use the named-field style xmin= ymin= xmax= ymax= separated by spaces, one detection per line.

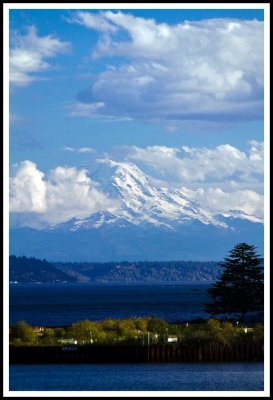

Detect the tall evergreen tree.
xmin=205 ymin=243 xmax=264 ymax=321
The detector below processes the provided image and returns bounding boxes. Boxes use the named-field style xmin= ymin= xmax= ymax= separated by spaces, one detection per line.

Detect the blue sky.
xmin=9 ymin=6 xmax=265 ymax=226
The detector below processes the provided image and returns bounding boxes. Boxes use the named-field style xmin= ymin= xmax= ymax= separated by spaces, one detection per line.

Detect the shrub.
xmin=10 ymin=321 xmax=37 ymax=344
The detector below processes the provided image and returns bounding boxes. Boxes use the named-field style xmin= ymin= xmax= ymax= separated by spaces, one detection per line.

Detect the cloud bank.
xmin=125 ymin=141 xmax=264 ymax=186
xmin=184 ymin=187 xmax=263 ymax=219
xmin=123 ymin=141 xmax=264 ymax=218
xmin=10 ymin=141 xmax=264 ymax=226
xmin=69 ymin=11 xmax=263 ymax=127
xmin=10 ymin=161 xmax=119 ymax=226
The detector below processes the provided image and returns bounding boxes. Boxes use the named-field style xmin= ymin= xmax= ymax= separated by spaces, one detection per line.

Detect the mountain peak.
xmin=12 ymin=159 xmax=262 ymax=233
xmin=96 ymin=158 xmax=149 ymax=182
xmin=10 ymin=160 xmax=263 ymax=262
xmin=70 ymin=159 xmax=227 ymax=230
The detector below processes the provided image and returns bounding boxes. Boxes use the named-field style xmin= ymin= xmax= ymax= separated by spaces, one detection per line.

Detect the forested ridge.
xmin=9 ymin=256 xmax=77 ymax=283
xmin=10 ymin=255 xmax=221 ymax=283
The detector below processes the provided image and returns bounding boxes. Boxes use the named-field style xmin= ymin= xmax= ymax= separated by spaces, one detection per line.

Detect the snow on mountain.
xmin=216 ymin=210 xmax=263 ymax=224
xmin=10 ymin=160 xmax=263 ymax=261
xmin=58 ymin=159 xmax=226 ymax=231
xmin=26 ymin=158 xmax=261 ymax=234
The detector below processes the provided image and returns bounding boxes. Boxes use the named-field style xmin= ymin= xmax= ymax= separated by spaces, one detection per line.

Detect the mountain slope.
xmin=50 ymin=160 xmax=232 ymax=231
xmin=9 ymin=160 xmax=263 ymax=262
xmin=10 ymin=217 xmax=263 ymax=262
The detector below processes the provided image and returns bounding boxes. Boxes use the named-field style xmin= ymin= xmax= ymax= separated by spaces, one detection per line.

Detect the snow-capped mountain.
xmin=49 ymin=159 xmax=261 ymax=232
xmin=9 ymin=160 xmax=263 ymax=262
xmin=97 ymin=160 xmax=225 ymax=227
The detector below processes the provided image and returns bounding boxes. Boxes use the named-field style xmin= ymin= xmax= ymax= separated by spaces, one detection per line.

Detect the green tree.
xmin=205 ymin=243 xmax=264 ymax=321
xmin=147 ymin=317 xmax=169 ymax=334
xmin=70 ymin=320 xmax=106 ymax=342
xmin=10 ymin=321 xmax=37 ymax=344
xmin=41 ymin=328 xmax=57 ymax=345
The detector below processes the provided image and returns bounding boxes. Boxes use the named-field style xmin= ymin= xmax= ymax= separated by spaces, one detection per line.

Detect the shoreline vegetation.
xmin=10 ymin=317 xmax=263 ymax=347
xmin=9 ymin=244 xmax=264 ymax=363
xmin=9 ymin=317 xmax=264 ymax=364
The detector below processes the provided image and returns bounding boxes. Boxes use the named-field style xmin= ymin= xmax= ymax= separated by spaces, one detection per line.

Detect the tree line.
xmin=52 ymin=260 xmax=222 ymax=282
xmin=10 ymin=256 xmax=222 ymax=282
xmin=10 ymin=317 xmax=263 ymax=347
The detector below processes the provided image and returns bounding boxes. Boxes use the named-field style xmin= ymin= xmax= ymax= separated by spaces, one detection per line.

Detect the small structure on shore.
xmin=167 ymin=335 xmax=178 ymax=343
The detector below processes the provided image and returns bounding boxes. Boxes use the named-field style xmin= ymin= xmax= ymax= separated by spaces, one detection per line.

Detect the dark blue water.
xmin=9 ymin=283 xmax=264 ymax=391
xmin=9 ymin=363 xmax=264 ymax=391
xmin=9 ymin=282 xmax=212 ymax=326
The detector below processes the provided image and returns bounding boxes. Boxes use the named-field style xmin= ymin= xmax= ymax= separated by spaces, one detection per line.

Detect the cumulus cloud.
xmin=10 ymin=26 xmax=70 ymax=87
xmin=125 ymin=142 xmax=264 ymax=188
xmin=120 ymin=141 xmax=264 ymax=219
xmin=183 ymin=187 xmax=264 ymax=219
xmin=10 ymin=161 xmax=120 ymax=226
xmin=10 ymin=161 xmax=47 ymax=213
xmin=10 ymin=140 xmax=264 ymax=226
xmin=69 ymin=11 xmax=263 ymax=126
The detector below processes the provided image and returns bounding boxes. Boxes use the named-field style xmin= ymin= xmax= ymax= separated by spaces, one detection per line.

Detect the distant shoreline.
xmin=9 ymin=280 xmax=216 ymax=285
xmin=10 ymin=255 xmax=222 ymax=284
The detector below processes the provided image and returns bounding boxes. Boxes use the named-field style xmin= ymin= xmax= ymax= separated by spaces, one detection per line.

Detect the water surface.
xmin=9 ymin=362 xmax=264 ymax=391
xmin=10 ymin=282 xmax=212 ymax=326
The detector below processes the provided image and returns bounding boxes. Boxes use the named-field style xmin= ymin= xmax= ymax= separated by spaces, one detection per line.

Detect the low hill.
xmin=9 ymin=255 xmax=77 ymax=283
xmin=9 ymin=255 xmax=221 ymax=283
xmin=55 ymin=260 xmax=221 ymax=282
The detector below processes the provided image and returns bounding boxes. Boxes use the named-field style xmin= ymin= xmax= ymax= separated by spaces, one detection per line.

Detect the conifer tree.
xmin=205 ymin=243 xmax=264 ymax=321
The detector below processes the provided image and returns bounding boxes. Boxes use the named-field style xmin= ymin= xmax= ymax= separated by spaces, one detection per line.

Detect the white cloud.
xmin=10 ymin=141 xmax=264 ymax=226
xmin=67 ymin=11 xmax=117 ymax=33
xmin=10 ymin=161 xmax=120 ymax=226
xmin=65 ymin=101 xmax=133 ymax=122
xmin=63 ymin=146 xmax=95 ymax=153
xmin=10 ymin=161 xmax=47 ymax=213
xmin=70 ymin=11 xmax=264 ymax=126
xmin=119 ymin=142 xmax=264 ymax=218
xmin=184 ymin=187 xmax=264 ymax=219
xmin=247 ymin=140 xmax=264 ymax=161
xmin=10 ymin=26 xmax=70 ymax=87
xmin=125 ymin=142 xmax=264 ymax=187
xmin=66 ymin=102 xmax=105 ymax=117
